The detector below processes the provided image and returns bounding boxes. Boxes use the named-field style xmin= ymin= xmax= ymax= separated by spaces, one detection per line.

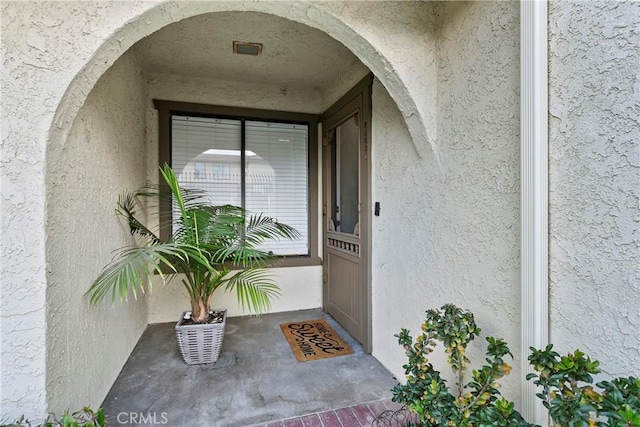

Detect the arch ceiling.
xmin=134 ymin=12 xmax=367 ymax=94
xmin=48 ymin=1 xmax=435 ymax=161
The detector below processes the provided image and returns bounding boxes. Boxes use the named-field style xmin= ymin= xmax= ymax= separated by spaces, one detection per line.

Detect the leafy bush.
xmin=597 ymin=377 xmax=640 ymax=426
xmin=392 ymin=304 xmax=640 ymax=427
xmin=391 ymin=303 xmax=529 ymax=426
xmin=1 ymin=407 xmax=105 ymax=427
xmin=528 ymin=345 xmax=640 ymax=426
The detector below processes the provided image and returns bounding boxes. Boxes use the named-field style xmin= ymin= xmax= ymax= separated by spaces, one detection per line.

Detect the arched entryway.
xmin=47 ymin=2 xmax=435 ymax=160
xmin=44 ymin=2 xmax=436 ymax=413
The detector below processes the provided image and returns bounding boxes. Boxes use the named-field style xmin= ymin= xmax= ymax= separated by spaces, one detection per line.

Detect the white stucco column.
xmin=520 ymin=0 xmax=549 ymax=423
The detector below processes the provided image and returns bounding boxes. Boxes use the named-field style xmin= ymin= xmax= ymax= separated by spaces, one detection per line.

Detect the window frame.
xmin=154 ymin=100 xmax=321 ymax=267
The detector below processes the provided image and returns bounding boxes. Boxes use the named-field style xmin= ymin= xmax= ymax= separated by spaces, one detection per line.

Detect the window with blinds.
xmin=171 ymin=115 xmax=309 ymax=256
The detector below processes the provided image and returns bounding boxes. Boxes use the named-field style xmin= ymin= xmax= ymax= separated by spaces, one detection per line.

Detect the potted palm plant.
xmin=86 ymin=164 xmax=299 ymax=364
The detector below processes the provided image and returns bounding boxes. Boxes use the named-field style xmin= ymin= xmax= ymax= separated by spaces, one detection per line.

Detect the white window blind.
xmin=171 ymin=115 xmax=309 ymax=256
xmin=172 ymin=116 xmax=242 ymax=206
xmin=246 ymin=121 xmax=308 ymax=256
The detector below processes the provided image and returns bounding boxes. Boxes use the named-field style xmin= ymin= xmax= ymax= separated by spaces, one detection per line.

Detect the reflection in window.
xmin=246 ymin=121 xmax=308 ymax=255
xmin=194 ymin=162 xmax=206 ymax=179
xmin=330 ymin=114 xmax=359 ymax=235
xmin=212 ymin=163 xmax=230 ymax=180
xmin=171 ymin=115 xmax=308 ymax=256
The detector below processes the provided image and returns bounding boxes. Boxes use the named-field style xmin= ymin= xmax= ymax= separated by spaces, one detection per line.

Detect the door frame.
xmin=321 ymin=74 xmax=373 ymax=352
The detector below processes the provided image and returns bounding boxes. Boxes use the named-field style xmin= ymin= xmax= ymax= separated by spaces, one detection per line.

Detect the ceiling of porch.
xmin=133 ymin=11 xmax=367 ymax=91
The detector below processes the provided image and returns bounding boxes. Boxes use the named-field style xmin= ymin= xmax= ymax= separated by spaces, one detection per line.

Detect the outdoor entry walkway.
xmin=102 ymin=309 xmax=398 ymax=426
xmin=251 ymin=398 xmax=406 ymax=427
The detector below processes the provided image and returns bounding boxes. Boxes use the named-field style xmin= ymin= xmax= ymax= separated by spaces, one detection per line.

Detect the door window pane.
xmin=331 ymin=114 xmax=359 ymax=235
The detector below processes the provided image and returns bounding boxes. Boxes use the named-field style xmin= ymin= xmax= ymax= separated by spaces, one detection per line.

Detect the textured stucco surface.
xmin=134 ymin=11 xmax=367 ymax=93
xmin=371 ymin=0 xmax=522 ymax=404
xmin=46 ymin=0 xmax=439 ymax=169
xmin=548 ymin=1 xmax=640 ymax=377
xmin=148 ymin=267 xmax=323 ymax=324
xmin=147 ymin=72 xmax=324 ymax=114
xmin=1 ymin=2 xmax=152 ymax=417
xmin=3 ymin=0 xmax=638 ymax=420
xmin=1 ymin=2 xmax=437 ymax=418
xmin=45 ymin=50 xmax=149 ymax=413
xmin=434 ymin=2 xmax=521 ymax=399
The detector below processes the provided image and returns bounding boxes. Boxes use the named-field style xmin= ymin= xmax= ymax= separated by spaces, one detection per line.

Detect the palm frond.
xmin=211 ymin=244 xmax=270 ymax=268
xmin=89 ymin=164 xmax=299 ymax=317
xmin=243 ymin=213 xmax=301 ymax=247
xmin=86 ymin=243 xmax=213 ymax=305
xmin=223 ymin=269 xmax=282 ymax=314
xmin=180 ymin=187 xmax=216 ymax=209
xmin=201 ymin=268 xmax=224 ymax=297
xmin=195 ymin=206 xmax=245 ymax=241
xmin=212 ymin=214 xmax=300 ymax=266
xmin=116 ymin=191 xmax=160 ymax=244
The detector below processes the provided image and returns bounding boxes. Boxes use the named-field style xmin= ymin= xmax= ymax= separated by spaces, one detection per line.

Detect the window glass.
xmin=246 ymin=121 xmax=308 ymax=255
xmin=330 ymin=114 xmax=360 ymax=235
xmin=171 ymin=115 xmax=309 ymax=256
xmin=172 ymin=116 xmax=242 ymax=206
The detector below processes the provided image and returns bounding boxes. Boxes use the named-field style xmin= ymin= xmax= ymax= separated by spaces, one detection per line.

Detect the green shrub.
xmin=392 ymin=304 xmax=640 ymax=427
xmin=1 ymin=407 xmax=105 ymax=427
xmin=597 ymin=377 xmax=640 ymax=426
xmin=528 ymin=345 xmax=640 ymax=426
xmin=391 ymin=303 xmax=529 ymax=426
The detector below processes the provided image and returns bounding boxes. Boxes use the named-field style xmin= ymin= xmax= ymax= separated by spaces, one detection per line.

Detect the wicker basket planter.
xmin=175 ymin=309 xmax=226 ymax=365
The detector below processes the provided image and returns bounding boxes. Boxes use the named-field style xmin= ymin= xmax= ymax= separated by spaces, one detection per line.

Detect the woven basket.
xmin=175 ymin=309 xmax=226 ymax=365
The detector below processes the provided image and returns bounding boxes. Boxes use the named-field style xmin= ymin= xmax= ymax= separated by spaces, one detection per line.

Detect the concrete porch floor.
xmin=102 ymin=309 xmax=399 ymax=426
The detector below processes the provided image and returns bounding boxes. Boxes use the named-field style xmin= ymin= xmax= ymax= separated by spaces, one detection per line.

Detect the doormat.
xmin=280 ymin=319 xmax=353 ymax=362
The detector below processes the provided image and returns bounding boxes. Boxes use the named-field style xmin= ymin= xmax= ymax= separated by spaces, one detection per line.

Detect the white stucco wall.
xmin=371 ymin=0 xmax=522 ymax=404
xmin=371 ymin=78 xmax=444 ymax=379
xmin=434 ymin=1 xmax=521 ymax=400
xmin=45 ymin=49 xmax=149 ymax=413
xmin=147 ymin=73 xmax=324 ymax=115
xmin=148 ymin=267 xmax=323 ymax=323
xmin=1 ymin=2 xmax=154 ymax=417
xmin=548 ymin=1 xmax=640 ymax=378
xmin=3 ymin=0 xmax=638 ymax=421
xmin=1 ymin=2 xmax=436 ymax=419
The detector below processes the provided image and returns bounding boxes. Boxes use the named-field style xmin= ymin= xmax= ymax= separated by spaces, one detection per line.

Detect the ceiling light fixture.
xmin=233 ymin=41 xmax=263 ymax=56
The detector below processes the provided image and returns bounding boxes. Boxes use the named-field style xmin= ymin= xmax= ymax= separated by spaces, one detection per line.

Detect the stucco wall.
xmin=0 ymin=2 xmax=436 ymax=418
xmin=435 ymin=1 xmax=521 ymax=400
xmin=1 ymin=2 xmax=153 ymax=417
xmin=148 ymin=267 xmax=323 ymax=323
xmin=3 ymin=0 xmax=637 ymax=421
xmin=147 ymin=72 xmax=324 ymax=115
xmin=548 ymin=1 xmax=640 ymax=377
xmin=371 ymin=0 xmax=522 ymax=404
xmin=45 ymin=50 xmax=149 ymax=413
xmin=371 ymin=78 xmax=444 ymax=379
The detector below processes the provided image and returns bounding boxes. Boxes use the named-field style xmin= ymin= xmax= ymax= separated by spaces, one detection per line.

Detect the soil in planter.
xmin=179 ymin=310 xmax=225 ymax=326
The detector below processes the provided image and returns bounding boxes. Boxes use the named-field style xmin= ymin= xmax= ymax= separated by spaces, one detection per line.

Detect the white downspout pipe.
xmin=521 ymin=0 xmax=549 ymax=424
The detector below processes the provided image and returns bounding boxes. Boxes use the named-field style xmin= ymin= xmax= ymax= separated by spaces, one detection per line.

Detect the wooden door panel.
xmin=322 ymin=74 xmax=373 ymax=352
xmin=326 ymin=250 xmax=361 ymax=338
